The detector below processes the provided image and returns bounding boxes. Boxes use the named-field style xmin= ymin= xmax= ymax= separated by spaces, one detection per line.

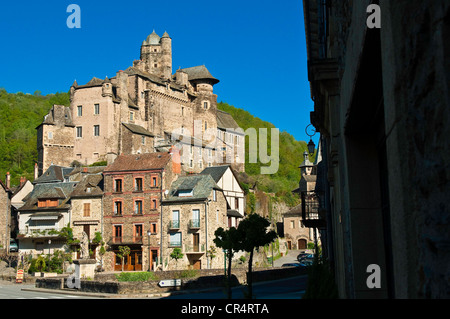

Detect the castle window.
xmin=142 ymin=136 xmax=145 ymax=145
xmin=203 ymin=101 xmax=208 ymax=109
xmin=130 ymin=112 xmax=134 ymax=122
xmin=48 ymin=132 xmax=53 ymax=139
xmin=77 ymin=105 xmax=82 ymax=117
xmin=94 ymin=125 xmax=100 ymax=136
xmin=94 ymin=104 xmax=100 ymax=115
xmin=154 ymin=64 xmax=157 ymax=68
xmin=76 ymin=127 xmax=82 ymax=138
xmin=205 ymin=121 xmax=208 ymax=130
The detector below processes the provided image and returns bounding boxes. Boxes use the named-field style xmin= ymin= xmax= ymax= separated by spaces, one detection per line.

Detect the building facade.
xmin=161 ymin=174 xmax=228 ymax=270
xmin=102 ymin=151 xmax=179 ymax=272
xmin=303 ymin=0 xmax=450 ymax=298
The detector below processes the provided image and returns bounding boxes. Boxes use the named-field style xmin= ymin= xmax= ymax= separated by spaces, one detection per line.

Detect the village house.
xmin=200 ymin=165 xmax=245 ymax=227
xmin=66 ymin=166 xmax=105 ymax=265
xmin=0 ymin=176 xmax=12 ymax=252
xmin=161 ymin=174 xmax=228 ymax=270
xmin=17 ymin=165 xmax=75 ymax=257
xmin=102 ymin=150 xmax=180 ymax=272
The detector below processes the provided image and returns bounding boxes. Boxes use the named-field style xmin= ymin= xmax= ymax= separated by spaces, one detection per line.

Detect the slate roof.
xmin=199 ymin=165 xmax=230 ymax=183
xmin=104 ymin=152 xmax=171 ymax=172
xmin=20 ymin=181 xmax=77 ymax=211
xmin=179 ymin=65 xmax=219 ymax=84
xmin=216 ymin=110 xmax=242 ymax=133
xmin=163 ymin=175 xmax=221 ymax=203
xmin=33 ymin=165 xmax=74 ymax=184
xmin=123 ymin=123 xmax=154 ymax=137
xmin=41 ymin=106 xmax=74 ymax=127
xmin=70 ymin=174 xmax=104 ymax=198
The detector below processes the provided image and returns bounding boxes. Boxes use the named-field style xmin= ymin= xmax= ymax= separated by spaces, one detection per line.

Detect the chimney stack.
xmin=34 ymin=163 xmax=39 ymax=180
xmin=6 ymin=172 xmax=10 ymax=189
xmin=169 ymin=146 xmax=181 ymax=174
xmin=20 ymin=176 xmax=26 ymax=187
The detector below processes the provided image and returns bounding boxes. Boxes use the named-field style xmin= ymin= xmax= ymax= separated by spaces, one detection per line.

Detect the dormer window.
xmin=177 ymin=189 xmax=193 ymax=197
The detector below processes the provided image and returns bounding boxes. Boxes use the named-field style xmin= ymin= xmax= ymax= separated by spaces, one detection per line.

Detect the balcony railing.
xmin=19 ymin=226 xmax=61 ymax=237
xmin=185 ymin=244 xmax=205 ymax=254
xmin=109 ymin=236 xmax=144 ymax=245
xmin=169 ymin=220 xmax=180 ymax=230
xmin=189 ymin=219 xmax=200 ymax=230
xmin=301 ymin=191 xmax=326 ymax=228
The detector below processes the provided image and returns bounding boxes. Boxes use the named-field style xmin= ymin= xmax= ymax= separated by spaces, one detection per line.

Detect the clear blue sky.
xmin=0 ymin=0 xmax=317 ymax=144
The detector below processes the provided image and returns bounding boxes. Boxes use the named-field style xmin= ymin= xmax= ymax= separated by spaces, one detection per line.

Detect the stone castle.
xmin=37 ymin=31 xmax=244 ymax=176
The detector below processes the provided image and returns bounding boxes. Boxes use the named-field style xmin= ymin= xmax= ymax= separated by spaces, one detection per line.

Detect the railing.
xmin=169 ymin=220 xmax=180 ymax=230
xmin=301 ymin=191 xmax=326 ymax=228
xmin=189 ymin=219 xmax=200 ymax=229
xmin=185 ymin=244 xmax=205 ymax=254
xmin=19 ymin=226 xmax=61 ymax=237
xmin=169 ymin=240 xmax=182 ymax=248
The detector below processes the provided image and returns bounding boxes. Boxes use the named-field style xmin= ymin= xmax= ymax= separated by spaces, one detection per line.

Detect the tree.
xmin=117 ymin=246 xmax=131 ymax=271
xmin=170 ymin=248 xmax=184 ymax=270
xmin=213 ymin=227 xmax=241 ymax=299
xmin=236 ymin=214 xmax=277 ymax=299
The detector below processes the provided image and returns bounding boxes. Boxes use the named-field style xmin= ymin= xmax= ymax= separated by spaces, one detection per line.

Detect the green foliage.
xmin=170 ymin=247 xmax=184 ymax=261
xmin=218 ymin=102 xmax=309 ymax=206
xmin=0 ymin=88 xmax=70 ymax=186
xmin=115 ymin=272 xmax=159 ymax=282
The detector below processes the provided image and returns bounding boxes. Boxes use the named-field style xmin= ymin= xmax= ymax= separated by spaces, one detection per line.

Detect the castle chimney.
xmin=169 ymin=146 xmax=181 ymax=174
xmin=6 ymin=172 xmax=10 ymax=189
xmin=34 ymin=163 xmax=39 ymax=180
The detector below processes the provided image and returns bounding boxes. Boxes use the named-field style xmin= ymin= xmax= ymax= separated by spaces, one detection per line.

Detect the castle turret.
xmin=140 ymin=30 xmax=173 ymax=79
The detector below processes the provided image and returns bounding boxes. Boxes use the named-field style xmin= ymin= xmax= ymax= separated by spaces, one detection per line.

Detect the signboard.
xmin=158 ymin=279 xmax=181 ymax=287
xmin=16 ymin=269 xmax=24 ymax=283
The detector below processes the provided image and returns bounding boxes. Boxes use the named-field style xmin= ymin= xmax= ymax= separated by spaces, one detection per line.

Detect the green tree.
xmin=117 ymin=246 xmax=131 ymax=272
xmin=236 ymin=214 xmax=277 ymax=299
xmin=213 ymin=227 xmax=241 ymax=299
xmin=170 ymin=248 xmax=184 ymax=270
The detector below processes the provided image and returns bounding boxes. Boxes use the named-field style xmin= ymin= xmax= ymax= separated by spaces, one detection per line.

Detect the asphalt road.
xmin=162 ymin=274 xmax=308 ymax=299
xmin=0 ymin=281 xmax=97 ymax=299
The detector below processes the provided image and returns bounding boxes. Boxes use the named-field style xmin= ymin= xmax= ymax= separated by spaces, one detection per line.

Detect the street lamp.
xmin=48 ymin=239 xmax=51 ymax=256
xmin=305 ymin=124 xmax=316 ymax=155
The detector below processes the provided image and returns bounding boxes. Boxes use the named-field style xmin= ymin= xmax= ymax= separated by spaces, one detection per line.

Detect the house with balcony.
xmin=161 ymin=174 xmax=228 ymax=270
xmin=17 ymin=165 xmax=75 ymax=257
xmin=67 ymin=166 xmax=105 ymax=265
xmin=200 ymin=165 xmax=245 ymax=227
xmin=102 ymin=151 xmax=180 ymax=272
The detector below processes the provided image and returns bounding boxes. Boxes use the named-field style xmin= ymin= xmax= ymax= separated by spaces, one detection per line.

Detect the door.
xmin=193 ymin=234 xmax=200 ymax=252
xmin=298 ymin=239 xmax=307 ymax=250
xmin=193 ymin=260 xmax=201 ymax=270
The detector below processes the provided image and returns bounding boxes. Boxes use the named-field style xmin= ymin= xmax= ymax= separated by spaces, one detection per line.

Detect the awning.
xmin=73 ymin=220 xmax=99 ymax=226
xmin=227 ymin=209 xmax=243 ymax=218
xmin=30 ymin=215 xmax=60 ymax=221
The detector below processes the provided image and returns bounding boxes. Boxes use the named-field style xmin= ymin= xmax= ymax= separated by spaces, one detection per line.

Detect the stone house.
xmin=102 ymin=151 xmax=180 ymax=272
xmin=282 ymin=205 xmax=315 ymax=251
xmin=67 ymin=166 xmax=105 ymax=264
xmin=303 ymin=0 xmax=450 ymax=298
xmin=37 ymin=31 xmax=244 ymax=176
xmin=200 ymin=165 xmax=245 ymax=227
xmin=161 ymin=174 xmax=228 ymax=270
xmin=17 ymin=165 xmax=75 ymax=257
xmin=0 ymin=178 xmax=12 ymax=252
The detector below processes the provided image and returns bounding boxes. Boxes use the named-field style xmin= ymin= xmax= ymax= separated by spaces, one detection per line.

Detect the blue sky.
xmin=0 ymin=0 xmax=317 ymax=143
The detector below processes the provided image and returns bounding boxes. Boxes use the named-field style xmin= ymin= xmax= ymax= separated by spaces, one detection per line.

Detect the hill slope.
xmin=0 ymin=89 xmax=70 ymax=185
xmin=218 ymin=102 xmax=312 ymax=206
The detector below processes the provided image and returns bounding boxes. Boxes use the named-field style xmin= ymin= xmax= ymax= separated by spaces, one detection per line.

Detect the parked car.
xmin=281 ymin=263 xmax=302 ymax=268
xmin=9 ymin=239 xmax=18 ymax=252
xmin=299 ymin=259 xmax=314 ymax=267
xmin=297 ymin=253 xmax=314 ymax=262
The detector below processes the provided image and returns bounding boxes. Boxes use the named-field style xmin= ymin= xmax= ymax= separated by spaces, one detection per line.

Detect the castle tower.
xmin=140 ymin=30 xmax=172 ymax=79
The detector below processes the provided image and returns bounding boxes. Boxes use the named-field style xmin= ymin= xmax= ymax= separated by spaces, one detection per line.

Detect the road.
xmin=163 ymin=275 xmax=308 ymax=299
xmin=0 ymin=281 xmax=97 ymax=299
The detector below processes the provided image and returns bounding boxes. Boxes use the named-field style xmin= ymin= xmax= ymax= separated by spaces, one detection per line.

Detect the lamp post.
xmin=147 ymin=230 xmax=152 ymax=272
xmin=305 ymin=124 xmax=316 ymax=155
xmin=48 ymin=239 xmax=51 ymax=256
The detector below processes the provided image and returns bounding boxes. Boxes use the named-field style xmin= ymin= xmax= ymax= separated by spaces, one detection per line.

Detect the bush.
xmin=302 ymin=259 xmax=338 ymax=299
xmin=115 ymin=272 xmax=159 ymax=282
